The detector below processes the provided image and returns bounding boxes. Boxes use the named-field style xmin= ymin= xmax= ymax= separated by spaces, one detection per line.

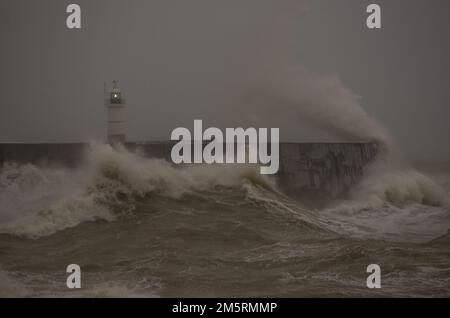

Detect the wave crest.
xmin=0 ymin=144 xmax=276 ymax=239
xmin=332 ymin=158 xmax=446 ymax=214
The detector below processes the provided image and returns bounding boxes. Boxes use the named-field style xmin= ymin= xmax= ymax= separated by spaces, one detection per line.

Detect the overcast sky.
xmin=1 ymin=0 xmax=449 ymax=160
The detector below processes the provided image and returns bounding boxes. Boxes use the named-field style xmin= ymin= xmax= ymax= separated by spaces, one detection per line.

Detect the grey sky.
xmin=1 ymin=0 xmax=449 ymax=160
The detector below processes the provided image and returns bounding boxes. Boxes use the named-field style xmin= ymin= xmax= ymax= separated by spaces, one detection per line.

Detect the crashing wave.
xmin=0 ymin=144 xmax=276 ymax=239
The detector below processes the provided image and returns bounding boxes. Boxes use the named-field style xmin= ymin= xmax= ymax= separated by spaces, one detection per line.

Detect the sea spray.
xmin=223 ymin=2 xmax=446 ymax=218
xmin=0 ymin=144 xmax=276 ymax=239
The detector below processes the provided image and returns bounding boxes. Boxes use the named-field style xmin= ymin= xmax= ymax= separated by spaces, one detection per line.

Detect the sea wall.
xmin=0 ymin=142 xmax=377 ymax=203
xmin=277 ymin=143 xmax=377 ymax=204
xmin=0 ymin=143 xmax=89 ymax=168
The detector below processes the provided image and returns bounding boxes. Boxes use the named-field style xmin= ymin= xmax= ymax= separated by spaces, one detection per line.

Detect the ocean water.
xmin=0 ymin=145 xmax=449 ymax=297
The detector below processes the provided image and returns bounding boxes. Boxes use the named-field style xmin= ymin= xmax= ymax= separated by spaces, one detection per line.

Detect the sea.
xmin=0 ymin=144 xmax=449 ymax=297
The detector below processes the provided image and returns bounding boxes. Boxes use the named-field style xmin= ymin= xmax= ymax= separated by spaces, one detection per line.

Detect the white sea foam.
xmin=0 ymin=144 xmax=273 ymax=239
xmin=341 ymin=157 xmax=446 ymax=210
xmin=321 ymin=155 xmax=450 ymax=242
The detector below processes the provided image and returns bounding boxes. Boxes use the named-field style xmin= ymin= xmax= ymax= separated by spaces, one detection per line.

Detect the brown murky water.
xmin=1 ymin=147 xmax=449 ymax=297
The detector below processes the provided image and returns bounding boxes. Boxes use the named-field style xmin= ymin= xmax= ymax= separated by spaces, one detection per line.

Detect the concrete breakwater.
xmin=0 ymin=142 xmax=377 ymax=203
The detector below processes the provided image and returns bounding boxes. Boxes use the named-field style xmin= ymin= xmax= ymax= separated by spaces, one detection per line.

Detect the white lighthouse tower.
xmin=106 ymin=80 xmax=126 ymax=144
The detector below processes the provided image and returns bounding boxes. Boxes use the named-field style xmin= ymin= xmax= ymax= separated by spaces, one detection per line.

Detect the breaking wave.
xmin=330 ymin=156 xmax=447 ymax=213
xmin=321 ymin=153 xmax=450 ymax=242
xmin=0 ymin=143 xmax=447 ymax=244
xmin=0 ymin=144 xmax=278 ymax=239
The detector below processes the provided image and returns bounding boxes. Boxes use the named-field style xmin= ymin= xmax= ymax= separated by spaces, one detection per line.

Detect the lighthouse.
xmin=106 ymin=80 xmax=126 ymax=144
